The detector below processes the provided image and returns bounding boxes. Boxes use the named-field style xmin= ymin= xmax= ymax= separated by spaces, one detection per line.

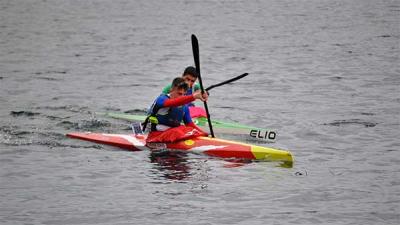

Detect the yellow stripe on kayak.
xmin=250 ymin=145 xmax=293 ymax=164
xmin=200 ymin=137 xmax=294 ymax=165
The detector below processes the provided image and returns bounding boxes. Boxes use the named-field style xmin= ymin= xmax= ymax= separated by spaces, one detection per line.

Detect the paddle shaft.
xmin=191 ymin=34 xmax=215 ymax=138
xmin=206 ymin=73 xmax=249 ymax=92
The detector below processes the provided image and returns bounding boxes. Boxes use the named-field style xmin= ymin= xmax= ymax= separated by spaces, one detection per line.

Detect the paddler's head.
xmin=170 ymin=77 xmax=189 ymax=98
xmin=182 ymin=66 xmax=198 ymax=88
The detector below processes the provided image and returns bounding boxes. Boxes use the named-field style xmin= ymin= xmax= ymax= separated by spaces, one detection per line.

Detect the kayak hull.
xmin=66 ymin=132 xmax=293 ymax=166
xmin=102 ymin=112 xmax=276 ymax=140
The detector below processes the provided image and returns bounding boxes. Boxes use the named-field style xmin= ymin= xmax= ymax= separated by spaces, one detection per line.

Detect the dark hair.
xmin=183 ymin=66 xmax=198 ymax=78
xmin=171 ymin=77 xmax=189 ymax=90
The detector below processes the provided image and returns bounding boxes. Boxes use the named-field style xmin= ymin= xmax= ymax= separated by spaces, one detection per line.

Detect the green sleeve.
xmin=194 ymin=83 xmax=201 ymax=91
xmin=162 ymin=84 xmax=172 ymax=94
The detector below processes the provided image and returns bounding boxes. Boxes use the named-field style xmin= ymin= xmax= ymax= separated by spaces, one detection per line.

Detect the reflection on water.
xmin=149 ymin=149 xmax=293 ymax=181
xmin=149 ymin=150 xmax=192 ymax=181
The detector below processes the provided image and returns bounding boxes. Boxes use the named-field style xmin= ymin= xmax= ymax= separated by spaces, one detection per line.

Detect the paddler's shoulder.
xmin=155 ymin=93 xmax=170 ymax=104
xmin=194 ymin=83 xmax=201 ymax=91
xmin=162 ymin=83 xmax=172 ymax=94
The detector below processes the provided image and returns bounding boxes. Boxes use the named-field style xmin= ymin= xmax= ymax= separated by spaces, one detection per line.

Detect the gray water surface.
xmin=1 ymin=0 xmax=399 ymax=224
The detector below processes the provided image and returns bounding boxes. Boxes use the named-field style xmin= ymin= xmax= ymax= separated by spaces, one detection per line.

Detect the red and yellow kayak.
xmin=66 ymin=132 xmax=293 ymax=166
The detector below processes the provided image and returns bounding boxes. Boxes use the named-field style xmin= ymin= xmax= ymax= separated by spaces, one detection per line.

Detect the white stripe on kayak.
xmin=103 ymin=134 xmax=149 ymax=151
xmin=101 ymin=134 xmax=227 ymax=154
xmin=187 ymin=145 xmax=227 ymax=154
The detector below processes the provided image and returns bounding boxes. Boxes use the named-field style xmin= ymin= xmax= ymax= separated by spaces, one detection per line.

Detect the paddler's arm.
xmin=163 ymin=91 xmax=207 ymax=107
xmin=194 ymin=84 xmax=209 ymax=99
xmin=163 ymin=95 xmax=196 ymax=107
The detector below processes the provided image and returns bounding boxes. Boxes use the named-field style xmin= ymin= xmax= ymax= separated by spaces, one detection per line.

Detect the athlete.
xmin=162 ymin=66 xmax=208 ymax=117
xmin=145 ymin=77 xmax=208 ymax=143
xmin=162 ymin=66 xmax=201 ymax=98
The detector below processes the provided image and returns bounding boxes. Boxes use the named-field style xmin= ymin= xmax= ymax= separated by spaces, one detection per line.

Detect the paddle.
xmin=191 ymin=34 xmax=215 ymax=138
xmin=206 ymin=73 xmax=249 ymax=92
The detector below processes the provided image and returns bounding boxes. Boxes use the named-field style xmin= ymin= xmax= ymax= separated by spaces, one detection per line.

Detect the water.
xmin=1 ymin=0 xmax=399 ymax=224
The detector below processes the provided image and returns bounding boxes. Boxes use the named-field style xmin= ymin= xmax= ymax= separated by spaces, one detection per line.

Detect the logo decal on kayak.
xmin=184 ymin=139 xmax=195 ymax=146
xmin=249 ymin=130 xmax=276 ymax=140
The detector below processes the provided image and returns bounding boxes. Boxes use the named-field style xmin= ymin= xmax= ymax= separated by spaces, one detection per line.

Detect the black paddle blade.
xmin=191 ymin=34 xmax=215 ymax=138
xmin=206 ymin=73 xmax=249 ymax=92
xmin=191 ymin=34 xmax=201 ymax=76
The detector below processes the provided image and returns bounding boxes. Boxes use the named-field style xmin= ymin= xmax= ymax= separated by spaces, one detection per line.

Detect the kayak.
xmin=101 ymin=111 xmax=277 ymax=141
xmin=66 ymin=132 xmax=293 ymax=167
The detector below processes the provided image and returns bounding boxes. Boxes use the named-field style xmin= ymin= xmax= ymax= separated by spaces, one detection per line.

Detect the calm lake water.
xmin=1 ymin=0 xmax=399 ymax=224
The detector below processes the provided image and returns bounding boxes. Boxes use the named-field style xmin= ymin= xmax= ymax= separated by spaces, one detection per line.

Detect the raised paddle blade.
xmin=191 ymin=34 xmax=215 ymax=138
xmin=206 ymin=73 xmax=249 ymax=92
xmin=191 ymin=35 xmax=200 ymax=74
